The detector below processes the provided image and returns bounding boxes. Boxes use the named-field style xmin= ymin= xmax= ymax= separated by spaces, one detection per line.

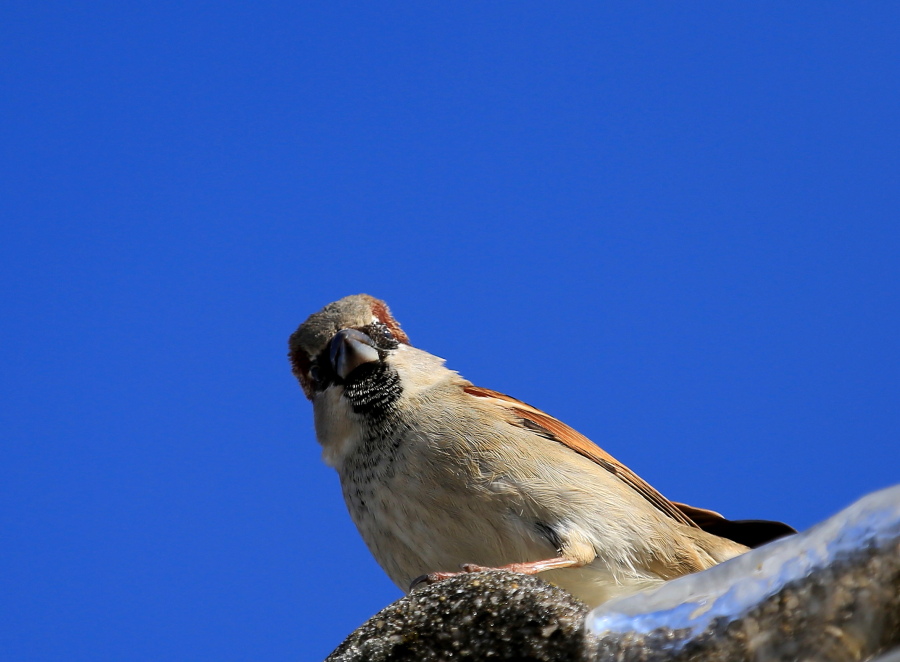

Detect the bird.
xmin=288 ymin=294 xmax=795 ymax=607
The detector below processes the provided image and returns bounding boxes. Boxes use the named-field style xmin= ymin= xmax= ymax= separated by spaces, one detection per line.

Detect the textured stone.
xmin=588 ymin=485 xmax=900 ymax=662
xmin=326 ymin=571 xmax=591 ymax=662
xmin=591 ymin=539 xmax=900 ymax=661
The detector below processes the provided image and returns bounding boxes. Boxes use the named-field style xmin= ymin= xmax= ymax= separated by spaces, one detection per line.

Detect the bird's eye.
xmin=372 ymin=321 xmax=393 ymax=339
xmin=309 ymin=364 xmax=321 ymax=384
xmin=360 ymin=322 xmax=398 ymax=350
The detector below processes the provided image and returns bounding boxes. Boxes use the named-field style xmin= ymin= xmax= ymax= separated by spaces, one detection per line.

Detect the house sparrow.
xmin=288 ymin=294 xmax=795 ymax=607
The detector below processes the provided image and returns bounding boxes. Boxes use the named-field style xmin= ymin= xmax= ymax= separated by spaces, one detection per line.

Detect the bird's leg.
xmin=409 ymin=556 xmax=583 ymax=591
xmin=462 ymin=556 xmax=583 ymax=574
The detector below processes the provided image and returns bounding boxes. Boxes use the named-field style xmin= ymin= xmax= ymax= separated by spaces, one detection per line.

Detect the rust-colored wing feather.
xmin=463 ymin=385 xmax=698 ymax=528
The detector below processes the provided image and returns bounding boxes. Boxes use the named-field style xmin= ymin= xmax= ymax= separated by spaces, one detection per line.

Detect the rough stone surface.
xmin=325 ymin=570 xmax=592 ymax=662
xmin=591 ymin=538 xmax=900 ymax=662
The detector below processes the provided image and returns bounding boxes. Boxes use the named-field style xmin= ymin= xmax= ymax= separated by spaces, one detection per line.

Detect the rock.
xmin=588 ymin=485 xmax=900 ymax=661
xmin=326 ymin=571 xmax=591 ymax=662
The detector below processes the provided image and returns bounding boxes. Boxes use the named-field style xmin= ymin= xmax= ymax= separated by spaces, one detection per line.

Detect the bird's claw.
xmin=459 ymin=563 xmax=489 ymax=572
xmin=408 ymin=571 xmax=458 ymax=591
xmin=408 ymin=563 xmax=489 ymax=591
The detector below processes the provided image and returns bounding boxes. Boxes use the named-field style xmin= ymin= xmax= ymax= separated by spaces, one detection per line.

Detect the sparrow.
xmin=288 ymin=294 xmax=795 ymax=607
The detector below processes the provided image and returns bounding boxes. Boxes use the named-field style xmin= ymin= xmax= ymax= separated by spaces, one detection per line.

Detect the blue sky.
xmin=2 ymin=3 xmax=899 ymax=660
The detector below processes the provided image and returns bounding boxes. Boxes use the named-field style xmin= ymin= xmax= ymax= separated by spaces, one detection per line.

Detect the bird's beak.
xmin=329 ymin=329 xmax=380 ymax=380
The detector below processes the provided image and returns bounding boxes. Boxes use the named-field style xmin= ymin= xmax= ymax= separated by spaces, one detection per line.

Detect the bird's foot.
xmin=409 ymin=570 xmax=461 ymax=590
xmin=409 ymin=557 xmax=580 ymax=591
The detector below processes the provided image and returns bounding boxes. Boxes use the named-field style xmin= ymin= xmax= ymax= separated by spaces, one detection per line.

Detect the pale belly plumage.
xmin=336 ymin=434 xmax=669 ymax=607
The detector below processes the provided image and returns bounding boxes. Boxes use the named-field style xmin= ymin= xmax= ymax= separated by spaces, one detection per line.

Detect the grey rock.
xmin=591 ymin=539 xmax=900 ymax=661
xmin=326 ymin=571 xmax=592 ymax=662
xmin=588 ymin=485 xmax=900 ymax=661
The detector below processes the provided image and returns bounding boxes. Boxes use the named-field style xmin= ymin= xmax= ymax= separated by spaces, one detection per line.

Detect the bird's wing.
xmin=463 ymin=385 xmax=796 ymax=546
xmin=462 ymin=385 xmax=699 ymax=528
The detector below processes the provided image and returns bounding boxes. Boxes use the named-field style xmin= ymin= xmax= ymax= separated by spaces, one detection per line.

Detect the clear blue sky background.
xmin=2 ymin=4 xmax=899 ymax=660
